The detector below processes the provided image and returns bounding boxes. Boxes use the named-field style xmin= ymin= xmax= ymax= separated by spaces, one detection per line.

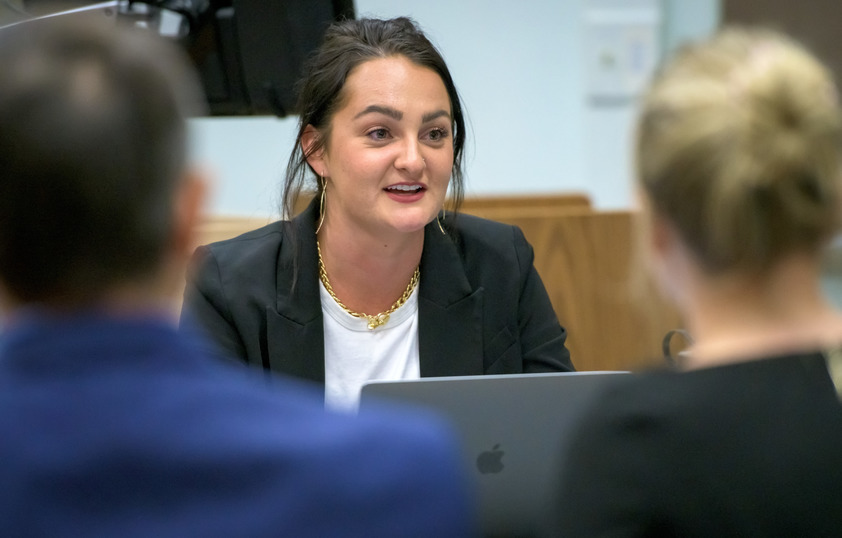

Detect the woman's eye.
xmin=368 ymin=128 xmax=390 ymax=140
xmin=426 ymin=128 xmax=448 ymax=142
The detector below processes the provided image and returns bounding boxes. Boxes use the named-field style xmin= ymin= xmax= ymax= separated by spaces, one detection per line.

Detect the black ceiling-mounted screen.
xmin=9 ymin=0 xmax=355 ymax=117
xmin=184 ymin=0 xmax=355 ymax=116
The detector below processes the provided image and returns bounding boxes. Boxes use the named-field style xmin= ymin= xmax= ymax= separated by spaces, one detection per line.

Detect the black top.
xmin=181 ymin=200 xmax=573 ymax=387
xmin=556 ymin=350 xmax=842 ymax=537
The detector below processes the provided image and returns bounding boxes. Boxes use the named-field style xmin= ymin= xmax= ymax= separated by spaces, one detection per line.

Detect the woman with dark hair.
xmin=182 ymin=17 xmax=573 ymax=411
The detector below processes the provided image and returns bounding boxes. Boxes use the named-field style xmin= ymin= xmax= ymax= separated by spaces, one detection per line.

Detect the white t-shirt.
xmin=320 ymin=279 xmax=420 ymax=412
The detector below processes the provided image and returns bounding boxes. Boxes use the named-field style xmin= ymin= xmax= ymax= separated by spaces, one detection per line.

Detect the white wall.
xmin=189 ymin=0 xmax=720 ymax=217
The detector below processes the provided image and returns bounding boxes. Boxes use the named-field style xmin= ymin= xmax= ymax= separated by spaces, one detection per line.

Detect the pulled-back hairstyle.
xmin=636 ymin=27 xmax=842 ymax=275
xmin=0 ymin=18 xmax=203 ymax=305
xmin=281 ymin=16 xmax=466 ymax=219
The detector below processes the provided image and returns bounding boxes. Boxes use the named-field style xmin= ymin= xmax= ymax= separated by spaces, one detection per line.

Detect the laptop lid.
xmin=359 ymin=371 xmax=630 ymax=538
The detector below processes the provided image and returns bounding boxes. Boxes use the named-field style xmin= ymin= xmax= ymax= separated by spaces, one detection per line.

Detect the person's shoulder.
xmin=582 ymin=364 xmax=765 ymax=434
xmin=449 ymin=212 xmax=518 ymax=241
xmin=323 ymin=402 xmax=474 ymax=534
xmin=578 ymin=370 xmax=695 ymax=427
xmin=205 ymin=369 xmax=474 ymax=534
xmin=265 ymin=374 xmax=461 ymax=457
xmin=352 ymin=400 xmax=462 ymax=453
xmin=202 ymin=359 xmax=461 ymax=457
xmin=445 ymin=213 xmax=526 ymax=257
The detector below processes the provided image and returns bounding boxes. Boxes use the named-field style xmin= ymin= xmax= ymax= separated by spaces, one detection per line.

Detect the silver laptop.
xmin=359 ymin=371 xmax=630 ymax=538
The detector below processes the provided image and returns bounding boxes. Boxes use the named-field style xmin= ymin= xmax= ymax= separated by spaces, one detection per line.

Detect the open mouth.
xmin=385 ymin=184 xmax=424 ymax=194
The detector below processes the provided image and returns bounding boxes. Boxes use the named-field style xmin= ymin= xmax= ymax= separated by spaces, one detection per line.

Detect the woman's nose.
xmin=395 ymin=140 xmax=425 ymax=176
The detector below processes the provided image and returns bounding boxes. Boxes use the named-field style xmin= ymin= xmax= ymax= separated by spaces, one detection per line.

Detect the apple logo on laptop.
xmin=476 ymin=444 xmax=505 ymax=474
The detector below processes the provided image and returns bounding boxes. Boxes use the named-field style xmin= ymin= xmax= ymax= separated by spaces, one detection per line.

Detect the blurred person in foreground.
xmin=0 ymin=17 xmax=474 ymax=537
xmin=556 ymin=27 xmax=842 ymax=536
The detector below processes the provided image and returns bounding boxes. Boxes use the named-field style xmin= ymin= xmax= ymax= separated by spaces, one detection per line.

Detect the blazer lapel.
xmin=264 ymin=205 xmax=485 ymax=382
xmin=266 ymin=201 xmax=326 ymax=384
xmin=418 ymin=221 xmax=484 ymax=377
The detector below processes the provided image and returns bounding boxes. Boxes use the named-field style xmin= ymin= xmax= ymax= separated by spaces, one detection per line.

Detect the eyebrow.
xmin=354 ymin=105 xmax=402 ymax=121
xmin=353 ymin=105 xmax=452 ymax=124
xmin=422 ymin=110 xmax=451 ymax=123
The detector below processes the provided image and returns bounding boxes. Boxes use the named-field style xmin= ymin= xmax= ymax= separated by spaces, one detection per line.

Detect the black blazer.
xmin=181 ymin=201 xmax=574 ymax=384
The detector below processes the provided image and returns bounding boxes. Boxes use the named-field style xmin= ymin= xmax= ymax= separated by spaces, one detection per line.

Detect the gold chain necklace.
xmin=316 ymin=240 xmax=420 ymax=330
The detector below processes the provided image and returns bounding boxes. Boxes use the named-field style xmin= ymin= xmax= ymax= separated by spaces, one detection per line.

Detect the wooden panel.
xmin=454 ymin=192 xmax=591 ymax=213
xmin=292 ymin=191 xmax=592 ymax=217
xmin=475 ymin=209 xmax=682 ymax=372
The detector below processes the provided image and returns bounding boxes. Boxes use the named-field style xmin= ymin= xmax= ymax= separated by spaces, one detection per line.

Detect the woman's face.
xmin=309 ymin=55 xmax=454 ymax=239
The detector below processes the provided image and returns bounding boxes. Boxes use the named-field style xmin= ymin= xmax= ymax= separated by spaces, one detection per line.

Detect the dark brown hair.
xmin=0 ymin=18 xmax=202 ymax=305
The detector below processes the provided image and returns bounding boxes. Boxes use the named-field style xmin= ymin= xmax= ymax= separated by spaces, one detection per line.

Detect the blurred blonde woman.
xmin=556 ymin=27 xmax=842 ymax=536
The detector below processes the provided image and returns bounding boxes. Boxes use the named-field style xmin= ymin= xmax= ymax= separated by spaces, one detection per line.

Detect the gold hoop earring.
xmin=437 ymin=208 xmax=446 ymax=235
xmin=315 ymin=178 xmax=326 ymax=235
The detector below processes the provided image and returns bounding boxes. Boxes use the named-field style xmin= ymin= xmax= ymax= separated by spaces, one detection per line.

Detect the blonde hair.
xmin=636 ymin=27 xmax=842 ymax=275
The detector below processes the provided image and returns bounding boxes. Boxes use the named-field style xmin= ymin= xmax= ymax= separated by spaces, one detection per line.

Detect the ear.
xmin=171 ymin=165 xmax=210 ymax=259
xmin=650 ymin=211 xmax=675 ymax=260
xmin=301 ymin=125 xmax=327 ymax=177
xmin=647 ymin=208 xmax=695 ymax=304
